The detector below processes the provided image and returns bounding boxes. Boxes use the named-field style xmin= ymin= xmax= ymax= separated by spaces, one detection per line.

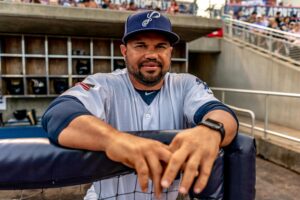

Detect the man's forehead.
xmin=127 ymin=32 xmax=171 ymax=44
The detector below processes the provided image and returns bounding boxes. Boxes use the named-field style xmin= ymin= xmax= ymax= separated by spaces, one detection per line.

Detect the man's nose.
xmin=144 ymin=49 xmax=159 ymax=60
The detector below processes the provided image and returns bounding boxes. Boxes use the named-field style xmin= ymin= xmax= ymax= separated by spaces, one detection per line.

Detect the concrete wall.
xmin=188 ymin=37 xmax=221 ymax=53
xmin=193 ymin=38 xmax=300 ymax=130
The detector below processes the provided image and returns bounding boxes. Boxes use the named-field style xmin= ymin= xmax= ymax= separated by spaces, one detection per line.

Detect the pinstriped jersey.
xmin=62 ymin=68 xmax=218 ymax=200
xmin=63 ymin=68 xmax=217 ymax=132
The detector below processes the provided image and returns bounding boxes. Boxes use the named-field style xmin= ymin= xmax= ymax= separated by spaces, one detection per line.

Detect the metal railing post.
xmin=242 ymin=24 xmax=246 ymax=42
xmin=221 ymin=91 xmax=225 ymax=103
xmin=229 ymin=20 xmax=233 ymax=38
xmin=267 ymin=30 xmax=272 ymax=53
xmin=264 ymin=95 xmax=269 ymax=139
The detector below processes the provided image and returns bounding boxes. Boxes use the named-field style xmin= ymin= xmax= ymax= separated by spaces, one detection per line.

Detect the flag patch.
xmin=76 ymin=82 xmax=95 ymax=91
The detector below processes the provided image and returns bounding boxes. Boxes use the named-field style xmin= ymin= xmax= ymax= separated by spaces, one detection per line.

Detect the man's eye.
xmin=157 ymin=45 xmax=167 ymax=49
xmin=135 ymin=44 xmax=146 ymax=48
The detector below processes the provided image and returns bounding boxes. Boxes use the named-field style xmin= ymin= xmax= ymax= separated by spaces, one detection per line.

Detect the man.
xmin=42 ymin=10 xmax=238 ymax=199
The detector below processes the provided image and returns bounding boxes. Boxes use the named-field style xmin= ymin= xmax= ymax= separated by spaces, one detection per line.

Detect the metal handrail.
xmin=211 ymin=87 xmax=300 ymax=143
xmin=224 ymin=17 xmax=300 ymax=39
xmin=226 ymin=104 xmax=255 ymax=136
xmin=222 ymin=17 xmax=300 ymax=65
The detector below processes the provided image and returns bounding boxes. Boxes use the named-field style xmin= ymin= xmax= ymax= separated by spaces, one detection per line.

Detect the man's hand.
xmin=160 ymin=126 xmax=221 ymax=194
xmin=105 ymin=132 xmax=172 ymax=198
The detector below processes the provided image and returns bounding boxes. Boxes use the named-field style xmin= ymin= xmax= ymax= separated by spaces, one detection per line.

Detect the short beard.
xmin=125 ymin=57 xmax=168 ymax=87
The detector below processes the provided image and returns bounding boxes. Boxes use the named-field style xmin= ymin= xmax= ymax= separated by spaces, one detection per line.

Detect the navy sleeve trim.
xmin=193 ymin=101 xmax=239 ymax=127
xmin=42 ymin=95 xmax=92 ymax=145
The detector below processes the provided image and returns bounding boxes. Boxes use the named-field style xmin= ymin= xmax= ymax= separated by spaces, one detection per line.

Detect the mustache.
xmin=138 ymin=59 xmax=163 ymax=68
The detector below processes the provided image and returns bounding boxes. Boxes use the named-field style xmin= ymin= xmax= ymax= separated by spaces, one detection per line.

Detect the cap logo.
xmin=142 ymin=11 xmax=161 ymax=27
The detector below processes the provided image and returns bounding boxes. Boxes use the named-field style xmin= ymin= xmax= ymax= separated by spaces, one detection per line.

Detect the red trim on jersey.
xmin=76 ymin=82 xmax=91 ymax=91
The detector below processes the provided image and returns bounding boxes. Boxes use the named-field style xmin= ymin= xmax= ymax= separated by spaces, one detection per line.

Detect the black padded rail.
xmin=0 ymin=127 xmax=178 ymax=190
xmin=0 ymin=127 xmax=256 ymax=200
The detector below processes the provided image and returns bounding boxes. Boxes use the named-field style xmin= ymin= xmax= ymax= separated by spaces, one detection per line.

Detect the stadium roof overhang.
xmin=0 ymin=2 xmax=222 ymax=42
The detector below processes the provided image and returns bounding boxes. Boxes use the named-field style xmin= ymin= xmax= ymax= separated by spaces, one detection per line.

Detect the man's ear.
xmin=120 ymin=44 xmax=127 ymax=57
xmin=170 ymin=46 xmax=174 ymax=57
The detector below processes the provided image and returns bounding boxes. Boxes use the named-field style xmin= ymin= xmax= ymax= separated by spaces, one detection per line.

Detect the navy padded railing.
xmin=0 ymin=127 xmax=256 ymax=200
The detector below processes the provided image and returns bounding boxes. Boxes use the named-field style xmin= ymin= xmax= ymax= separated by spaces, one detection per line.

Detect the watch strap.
xmin=198 ymin=118 xmax=225 ymax=142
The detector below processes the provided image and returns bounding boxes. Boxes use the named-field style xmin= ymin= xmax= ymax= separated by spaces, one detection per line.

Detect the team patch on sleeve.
xmin=76 ymin=82 xmax=95 ymax=91
xmin=195 ymin=78 xmax=213 ymax=94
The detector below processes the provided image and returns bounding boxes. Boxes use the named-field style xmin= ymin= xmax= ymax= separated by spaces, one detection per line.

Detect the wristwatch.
xmin=198 ymin=118 xmax=225 ymax=142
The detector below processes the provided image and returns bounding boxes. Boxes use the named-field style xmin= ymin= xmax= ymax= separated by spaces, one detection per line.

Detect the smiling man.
xmin=42 ymin=10 xmax=238 ymax=200
xmin=122 ymin=32 xmax=172 ymax=89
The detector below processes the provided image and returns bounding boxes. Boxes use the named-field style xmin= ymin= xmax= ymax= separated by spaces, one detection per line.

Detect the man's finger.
xmin=168 ymin=137 xmax=182 ymax=153
xmin=179 ymin=154 xmax=201 ymax=194
xmin=135 ymin=159 xmax=149 ymax=192
xmin=156 ymin=145 xmax=172 ymax=164
xmin=146 ymin=155 xmax=163 ymax=198
xmin=193 ymin=156 xmax=215 ymax=194
xmin=161 ymin=148 xmax=189 ymax=189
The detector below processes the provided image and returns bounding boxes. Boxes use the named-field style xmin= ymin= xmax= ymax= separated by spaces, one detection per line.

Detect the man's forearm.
xmin=58 ymin=115 xmax=120 ymax=151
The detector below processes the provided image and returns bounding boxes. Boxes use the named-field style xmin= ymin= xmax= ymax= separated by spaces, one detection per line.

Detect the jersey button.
xmin=145 ymin=113 xmax=151 ymax=119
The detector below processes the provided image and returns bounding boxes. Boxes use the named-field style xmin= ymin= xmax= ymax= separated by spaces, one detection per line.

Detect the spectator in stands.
xmin=235 ymin=10 xmax=247 ymax=21
xmin=58 ymin=0 xmax=76 ymax=7
xmin=275 ymin=11 xmax=282 ymax=26
xmin=261 ymin=14 xmax=269 ymax=27
xmin=188 ymin=2 xmax=198 ymax=15
xmin=292 ymin=22 xmax=300 ymax=35
xmin=268 ymin=17 xmax=280 ymax=30
xmin=161 ymin=0 xmax=169 ymax=11
xmin=246 ymin=11 xmax=257 ymax=23
xmin=102 ymin=0 xmax=114 ymax=9
xmin=167 ymin=0 xmax=179 ymax=15
xmin=254 ymin=14 xmax=267 ymax=27
xmin=80 ymin=0 xmax=98 ymax=8
xmin=118 ymin=1 xmax=127 ymax=11
xmin=127 ymin=1 xmax=137 ymax=11
xmin=38 ymin=0 xmax=49 ymax=4
xmin=178 ymin=3 xmax=187 ymax=14
xmin=288 ymin=22 xmax=296 ymax=33
xmin=289 ymin=14 xmax=298 ymax=23
xmin=279 ymin=17 xmax=290 ymax=31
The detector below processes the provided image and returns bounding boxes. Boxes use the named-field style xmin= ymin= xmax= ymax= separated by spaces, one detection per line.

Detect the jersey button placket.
xmin=142 ymin=112 xmax=152 ymax=129
xmin=145 ymin=113 xmax=151 ymax=119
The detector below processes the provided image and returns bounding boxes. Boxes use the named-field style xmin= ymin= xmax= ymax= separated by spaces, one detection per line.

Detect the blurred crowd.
xmin=9 ymin=0 xmax=197 ymax=15
xmin=234 ymin=10 xmax=300 ymax=35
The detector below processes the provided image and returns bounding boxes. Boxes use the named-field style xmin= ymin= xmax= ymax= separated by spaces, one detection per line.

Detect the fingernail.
xmin=161 ymin=180 xmax=169 ymax=188
xmin=179 ymin=186 xmax=187 ymax=194
xmin=194 ymin=188 xmax=201 ymax=194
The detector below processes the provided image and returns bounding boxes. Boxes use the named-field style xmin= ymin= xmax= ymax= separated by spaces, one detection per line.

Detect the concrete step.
xmin=238 ymin=114 xmax=300 ymax=173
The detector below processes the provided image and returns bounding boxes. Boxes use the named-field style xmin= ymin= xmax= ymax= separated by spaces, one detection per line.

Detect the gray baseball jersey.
xmin=62 ymin=68 xmax=218 ymax=200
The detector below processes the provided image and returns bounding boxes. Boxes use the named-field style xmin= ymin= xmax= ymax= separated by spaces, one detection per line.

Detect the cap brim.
xmin=122 ymin=29 xmax=180 ymax=45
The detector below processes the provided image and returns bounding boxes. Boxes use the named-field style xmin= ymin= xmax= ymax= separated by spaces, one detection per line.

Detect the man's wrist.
xmin=198 ymin=118 xmax=225 ymax=143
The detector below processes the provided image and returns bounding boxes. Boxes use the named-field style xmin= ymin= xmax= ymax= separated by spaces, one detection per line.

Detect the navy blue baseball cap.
xmin=122 ymin=10 xmax=180 ymax=45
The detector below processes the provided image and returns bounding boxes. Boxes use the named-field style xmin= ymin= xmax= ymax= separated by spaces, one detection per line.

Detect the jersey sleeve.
xmin=182 ymin=74 xmax=218 ymax=124
xmin=182 ymin=74 xmax=238 ymax=126
xmin=193 ymin=100 xmax=239 ymax=125
xmin=42 ymin=95 xmax=92 ymax=144
xmin=62 ymin=74 xmax=111 ymax=120
xmin=42 ymin=74 xmax=111 ymax=144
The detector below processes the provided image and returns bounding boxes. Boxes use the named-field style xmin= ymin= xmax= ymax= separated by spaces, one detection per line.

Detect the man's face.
xmin=120 ymin=32 xmax=173 ymax=87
